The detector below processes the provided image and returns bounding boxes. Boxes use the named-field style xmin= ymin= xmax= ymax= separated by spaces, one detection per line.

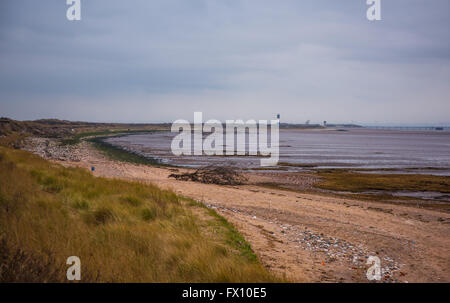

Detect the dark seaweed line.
xmin=87 ymin=132 xmax=172 ymax=167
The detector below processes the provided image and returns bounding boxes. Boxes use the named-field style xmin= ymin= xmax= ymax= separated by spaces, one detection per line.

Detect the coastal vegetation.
xmin=0 ymin=146 xmax=277 ymax=282
xmin=0 ymin=117 xmax=169 ymax=146
xmin=315 ymin=169 xmax=450 ymax=193
xmin=87 ymin=136 xmax=165 ymax=166
xmin=61 ymin=129 xmax=161 ymax=145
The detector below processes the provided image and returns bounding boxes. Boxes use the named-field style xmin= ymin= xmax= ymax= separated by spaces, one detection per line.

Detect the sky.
xmin=0 ymin=0 xmax=449 ymax=125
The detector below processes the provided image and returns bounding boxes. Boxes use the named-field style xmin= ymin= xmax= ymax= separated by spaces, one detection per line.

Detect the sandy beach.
xmin=24 ymin=138 xmax=450 ymax=283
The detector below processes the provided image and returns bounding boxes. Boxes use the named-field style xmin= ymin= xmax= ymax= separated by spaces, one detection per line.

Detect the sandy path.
xmin=55 ymin=143 xmax=450 ymax=283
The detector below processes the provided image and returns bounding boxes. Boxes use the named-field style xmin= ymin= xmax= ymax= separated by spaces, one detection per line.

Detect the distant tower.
xmin=277 ymin=114 xmax=280 ymax=120
xmin=323 ymin=121 xmax=327 ymax=127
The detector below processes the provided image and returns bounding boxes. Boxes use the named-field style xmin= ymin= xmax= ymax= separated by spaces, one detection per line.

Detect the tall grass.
xmin=0 ymin=147 xmax=278 ymax=282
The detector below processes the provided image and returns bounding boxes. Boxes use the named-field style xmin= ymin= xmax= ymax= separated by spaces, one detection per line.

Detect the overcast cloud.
xmin=0 ymin=0 xmax=449 ymax=124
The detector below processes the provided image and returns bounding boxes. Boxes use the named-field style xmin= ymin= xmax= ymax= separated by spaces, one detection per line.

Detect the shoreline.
xmin=102 ymin=129 xmax=450 ymax=176
xmin=21 ymin=135 xmax=450 ymax=282
xmin=94 ymin=134 xmax=450 ymax=205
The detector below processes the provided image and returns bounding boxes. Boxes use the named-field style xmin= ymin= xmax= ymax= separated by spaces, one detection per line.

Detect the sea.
xmin=104 ymin=127 xmax=450 ymax=176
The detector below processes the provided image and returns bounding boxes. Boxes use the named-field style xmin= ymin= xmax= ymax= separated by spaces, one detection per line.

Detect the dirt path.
xmin=53 ymin=142 xmax=450 ymax=283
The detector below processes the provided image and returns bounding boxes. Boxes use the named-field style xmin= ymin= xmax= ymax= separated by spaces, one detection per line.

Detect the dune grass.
xmin=0 ymin=146 xmax=278 ymax=282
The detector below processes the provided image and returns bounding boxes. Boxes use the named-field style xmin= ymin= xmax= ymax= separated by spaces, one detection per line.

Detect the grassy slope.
xmin=0 ymin=147 xmax=278 ymax=282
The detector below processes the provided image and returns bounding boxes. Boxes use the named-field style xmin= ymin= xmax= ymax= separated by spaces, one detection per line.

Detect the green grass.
xmin=181 ymin=197 xmax=259 ymax=264
xmin=205 ymin=208 xmax=258 ymax=263
xmin=0 ymin=146 xmax=278 ymax=282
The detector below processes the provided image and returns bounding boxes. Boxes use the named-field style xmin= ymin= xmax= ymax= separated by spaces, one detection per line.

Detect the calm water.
xmin=105 ymin=128 xmax=450 ymax=175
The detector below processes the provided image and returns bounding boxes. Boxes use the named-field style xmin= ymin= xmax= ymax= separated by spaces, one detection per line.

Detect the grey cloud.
xmin=0 ymin=0 xmax=449 ymax=124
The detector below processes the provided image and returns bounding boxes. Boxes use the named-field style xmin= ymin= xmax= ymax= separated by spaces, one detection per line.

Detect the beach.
xmin=24 ymin=136 xmax=450 ymax=282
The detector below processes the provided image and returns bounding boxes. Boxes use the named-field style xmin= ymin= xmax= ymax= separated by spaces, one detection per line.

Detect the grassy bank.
xmin=315 ymin=169 xmax=450 ymax=193
xmin=0 ymin=146 xmax=278 ymax=282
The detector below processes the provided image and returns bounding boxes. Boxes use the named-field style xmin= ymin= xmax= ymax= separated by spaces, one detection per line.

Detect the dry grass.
xmin=0 ymin=146 xmax=278 ymax=282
